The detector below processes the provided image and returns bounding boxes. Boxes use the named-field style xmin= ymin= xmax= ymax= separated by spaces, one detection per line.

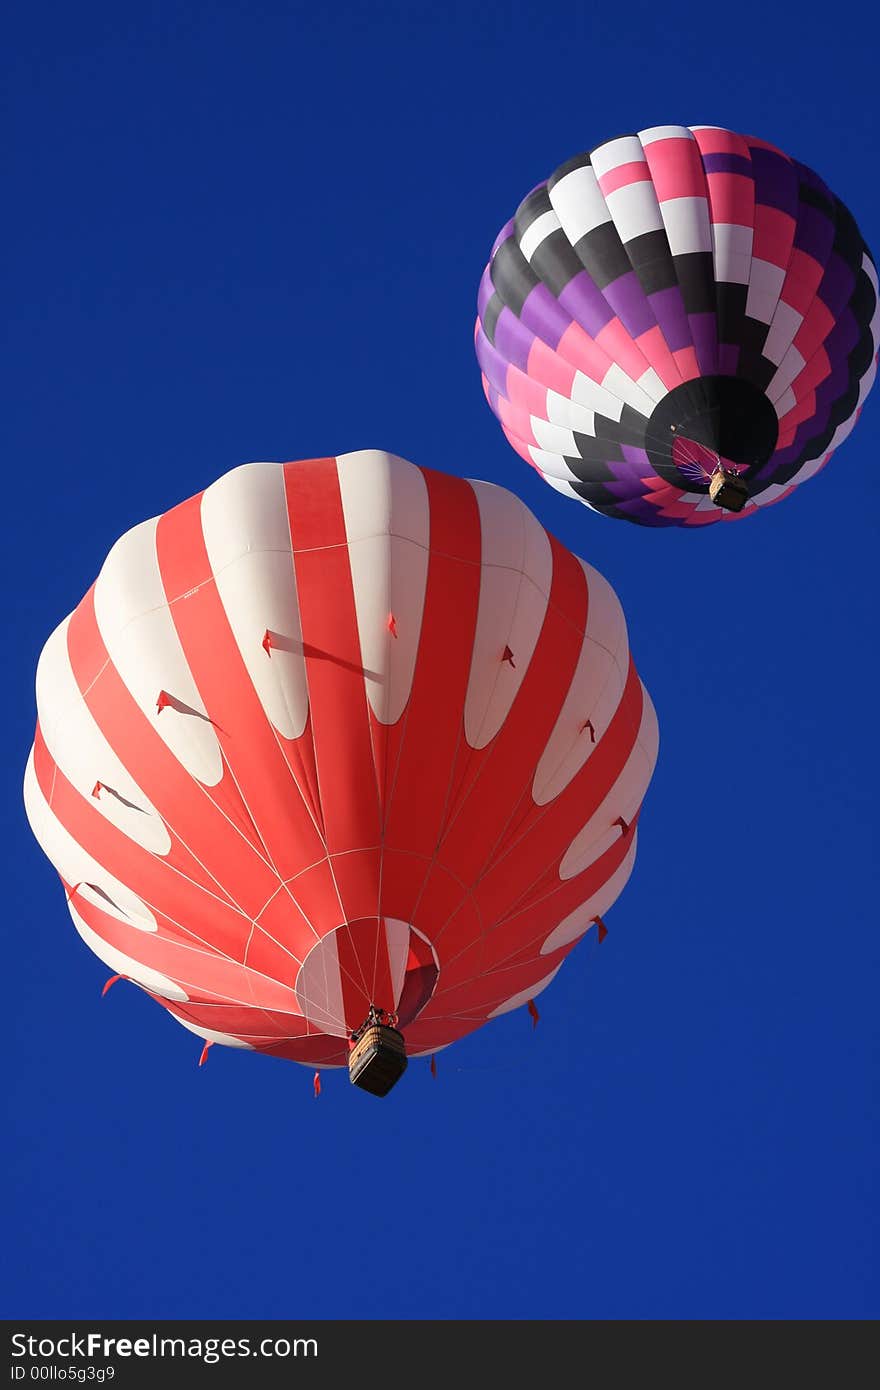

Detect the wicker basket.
xmin=709 ymin=470 xmax=749 ymax=512
xmin=348 ymin=1023 xmax=408 ymax=1097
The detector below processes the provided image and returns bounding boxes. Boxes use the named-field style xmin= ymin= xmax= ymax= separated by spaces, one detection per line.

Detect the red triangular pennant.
xmin=527 ymin=998 xmax=540 ymax=1028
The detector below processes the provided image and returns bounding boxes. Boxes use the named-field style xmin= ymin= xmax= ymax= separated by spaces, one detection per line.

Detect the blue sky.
xmin=5 ymin=0 xmax=878 ymax=1319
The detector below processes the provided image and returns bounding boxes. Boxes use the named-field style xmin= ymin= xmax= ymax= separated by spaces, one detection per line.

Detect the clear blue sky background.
xmin=4 ymin=0 xmax=878 ymax=1320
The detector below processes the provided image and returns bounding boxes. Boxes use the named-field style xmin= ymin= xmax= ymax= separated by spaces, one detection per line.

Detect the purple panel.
xmin=491 ymin=220 xmax=516 ymax=259
xmin=793 ymin=204 xmax=835 ymax=265
xmin=519 ymin=282 xmax=570 ymax=349
xmin=749 ymin=147 xmax=798 ymax=217
xmin=493 ymin=307 xmax=535 ymax=374
xmin=477 ymin=264 xmax=495 ymax=322
xmin=688 ymin=312 xmax=719 ymax=374
xmin=718 ymin=342 xmax=740 ymax=374
xmin=475 ymin=325 xmax=513 ymax=398
xmin=603 ymin=270 xmax=655 ymax=338
xmin=701 ymin=152 xmax=753 ymax=178
xmin=622 ymin=445 xmax=651 ymax=468
xmin=819 ymin=253 xmax=857 ymax=318
xmin=648 ymin=287 xmax=692 ymax=351
xmin=558 ymin=270 xmax=614 ymax=337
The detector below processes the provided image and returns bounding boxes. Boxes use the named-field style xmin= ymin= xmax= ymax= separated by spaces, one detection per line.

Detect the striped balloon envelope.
xmin=476 ymin=125 xmax=879 ymax=526
xmin=24 ymin=451 xmax=657 ymax=1079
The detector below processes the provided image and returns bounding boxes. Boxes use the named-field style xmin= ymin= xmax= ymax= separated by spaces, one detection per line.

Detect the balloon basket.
xmin=709 ymin=471 xmax=749 ymax=513
xmin=348 ymin=1024 xmax=408 ymax=1097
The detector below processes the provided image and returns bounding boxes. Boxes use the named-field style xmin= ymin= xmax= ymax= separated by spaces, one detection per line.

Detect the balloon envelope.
xmin=476 ymin=125 xmax=878 ymax=526
xmin=25 ymin=452 xmax=657 ymax=1068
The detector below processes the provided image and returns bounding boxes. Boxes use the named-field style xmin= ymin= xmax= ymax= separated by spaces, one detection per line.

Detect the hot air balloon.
xmin=476 ymin=125 xmax=878 ymax=526
xmin=24 ymin=451 xmax=657 ymax=1095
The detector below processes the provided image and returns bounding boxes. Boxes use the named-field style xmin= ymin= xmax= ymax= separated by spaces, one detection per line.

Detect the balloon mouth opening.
xmin=644 ymin=375 xmax=779 ymax=495
xmin=295 ymin=919 xmax=439 ymax=1038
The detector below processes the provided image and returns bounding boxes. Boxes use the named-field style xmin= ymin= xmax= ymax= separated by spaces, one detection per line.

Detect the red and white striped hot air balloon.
xmin=24 ymin=451 xmax=658 ymax=1091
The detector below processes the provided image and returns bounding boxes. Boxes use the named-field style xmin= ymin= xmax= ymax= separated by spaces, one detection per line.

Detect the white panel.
xmin=35 ymin=616 xmax=171 ymax=855
xmin=712 ymin=223 xmax=754 ymax=285
xmin=295 ymin=929 xmax=348 ymax=1037
xmin=464 ymin=481 xmax=553 ymax=750
xmin=639 ymin=125 xmax=695 ymax=146
xmin=548 ymin=164 xmax=611 ymax=242
xmin=601 ymin=362 xmax=655 ymax=419
xmin=337 ymin=450 xmax=430 ymax=726
xmin=528 ymin=447 xmax=574 ymax=480
xmin=487 ymin=965 xmax=561 ymax=1017
xmin=637 ymin=368 xmax=667 ymax=405
xmin=531 ymin=416 xmax=579 ymax=457
xmin=605 ymin=180 xmax=664 ymax=241
xmin=659 ymin=196 xmax=712 ymax=255
xmin=23 ymin=751 xmax=158 ymax=929
xmin=768 ymin=347 xmax=806 ymax=401
xmin=559 ymin=683 xmax=659 ymax=881
xmin=93 ymin=515 xmax=223 ymax=787
xmin=590 ymin=136 xmax=646 ymax=179
xmin=172 ymin=1016 xmax=255 ymax=1049
xmin=68 ymin=901 xmax=188 ymax=1000
xmin=201 ymin=462 xmax=309 ymax=740
xmin=519 ymin=208 xmax=562 ymax=263
xmin=385 ymin=917 xmax=411 ymax=1008
xmin=545 ymin=389 xmax=595 ymax=435
xmin=533 ymin=560 xmax=629 ymax=805
xmin=571 ymin=370 xmax=625 ymax=420
xmin=746 ymin=259 xmax=786 ymax=325
xmin=540 ymin=835 xmax=638 ymax=954
xmin=540 ymin=471 xmax=584 ymax=504
xmin=773 ymin=386 xmax=797 ymax=419
xmin=763 ymin=301 xmax=804 ymax=366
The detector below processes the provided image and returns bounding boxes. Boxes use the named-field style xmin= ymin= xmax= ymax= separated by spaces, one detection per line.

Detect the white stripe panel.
xmin=601 ymin=362 xmax=655 ymax=418
xmin=571 ymin=370 xmax=625 ymax=420
xmin=35 ymin=616 xmax=171 ymax=855
xmin=548 ymin=164 xmax=611 ymax=242
xmin=337 ymin=450 xmax=430 ymax=726
xmin=172 ymin=1016 xmax=255 ymax=1049
xmin=712 ymin=223 xmax=754 ymax=286
xmin=519 ymin=208 xmax=562 ymax=262
xmin=201 ymin=462 xmax=309 ymax=740
xmin=746 ymin=259 xmax=786 ymax=325
xmin=768 ymin=346 xmax=806 ymax=401
xmin=559 ymin=683 xmax=658 ymax=881
xmin=531 ymin=416 xmax=579 ymax=457
xmin=545 ymin=389 xmax=596 ymax=434
xmin=24 ymin=750 xmax=158 ymax=929
xmin=464 ymin=481 xmax=553 ymax=750
xmin=385 ymin=917 xmax=411 ymax=1008
xmin=639 ymin=124 xmax=695 ymax=146
xmin=487 ymin=964 xmax=561 ymax=1017
xmin=295 ymin=931 xmax=348 ymax=1037
xmin=94 ymin=515 xmax=223 ymax=787
xmin=527 ymin=446 xmax=577 ymax=481
xmin=637 ymin=368 xmax=667 ymax=405
xmin=536 ymin=475 xmax=583 ymax=503
xmin=763 ymin=301 xmax=804 ymax=366
xmin=864 ymin=253 xmax=880 ymax=344
xmin=774 ymin=386 xmax=797 ymax=419
xmin=533 ymin=559 xmax=629 ymax=805
xmin=590 ymin=136 xmax=646 ymax=179
xmin=659 ymin=196 xmax=713 ymax=255
xmin=540 ymin=834 xmax=638 ymax=954
xmin=605 ymin=180 xmax=664 ymax=241
xmin=68 ymin=901 xmax=188 ymax=1000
